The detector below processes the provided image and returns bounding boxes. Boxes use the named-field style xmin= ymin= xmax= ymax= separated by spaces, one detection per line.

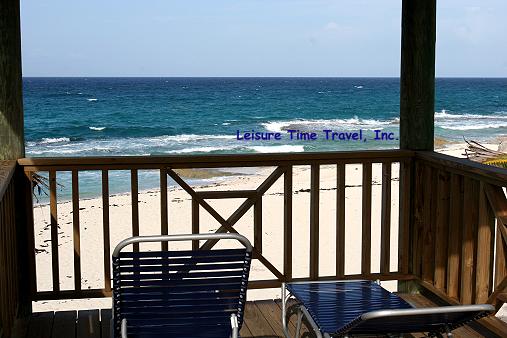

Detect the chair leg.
xmin=230 ymin=313 xmax=239 ymax=338
xmin=120 ymin=319 xmax=128 ymax=338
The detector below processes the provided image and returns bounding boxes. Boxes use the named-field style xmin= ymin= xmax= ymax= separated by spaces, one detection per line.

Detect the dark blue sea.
xmin=24 ymin=77 xmax=507 ymax=157
xmin=23 ymin=77 xmax=507 ymax=199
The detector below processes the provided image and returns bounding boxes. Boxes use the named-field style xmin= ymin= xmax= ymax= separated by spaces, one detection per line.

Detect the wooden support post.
xmin=400 ymin=0 xmax=436 ymax=150
xmin=0 ymin=0 xmax=24 ymax=160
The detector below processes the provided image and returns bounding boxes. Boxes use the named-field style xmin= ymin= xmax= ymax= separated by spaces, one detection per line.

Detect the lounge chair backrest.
xmin=112 ymin=233 xmax=252 ymax=338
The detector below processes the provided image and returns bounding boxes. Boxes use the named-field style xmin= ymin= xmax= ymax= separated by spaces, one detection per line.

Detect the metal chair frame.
xmin=112 ymin=233 xmax=252 ymax=338
xmin=281 ymin=280 xmax=494 ymax=338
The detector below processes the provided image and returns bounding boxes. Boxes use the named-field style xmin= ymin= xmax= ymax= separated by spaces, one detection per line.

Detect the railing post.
xmin=14 ymin=167 xmax=34 ymax=317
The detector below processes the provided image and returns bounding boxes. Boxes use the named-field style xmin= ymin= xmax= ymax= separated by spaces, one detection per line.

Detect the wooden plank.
xmin=49 ymin=170 xmax=60 ymax=292
xmin=361 ymin=162 xmax=372 ymax=275
xmin=254 ymin=300 xmax=286 ymax=337
xmin=475 ymin=183 xmax=495 ymax=304
xmin=191 ymin=198 xmax=199 ymax=250
xmin=239 ymin=318 xmax=252 ymax=338
xmin=26 ymin=312 xmax=54 ymax=338
xmin=494 ymin=230 xmax=507 ymax=303
xmin=421 ymin=166 xmax=435 ymax=283
xmin=336 ymin=163 xmax=346 ymax=278
xmin=77 ymin=310 xmax=100 ymax=338
xmin=197 ymin=190 xmax=257 ymax=199
xmin=18 ymin=149 xmax=415 ymax=168
xmin=10 ymin=316 xmax=30 ymax=338
xmin=254 ymin=197 xmax=262 ymax=254
xmin=433 ymin=170 xmax=450 ymax=290
xmin=72 ymin=170 xmax=81 ymax=292
xmin=284 ymin=166 xmax=293 ymax=281
xmin=380 ymin=162 xmax=392 ymax=274
xmin=446 ymin=173 xmax=463 ymax=300
xmin=398 ymin=159 xmax=412 ymax=274
xmin=399 ymin=0 xmax=436 ymax=150
xmin=51 ymin=311 xmax=76 ymax=338
xmin=101 ymin=170 xmax=111 ymax=292
xmin=243 ymin=302 xmax=276 ymax=337
xmin=460 ymin=177 xmax=479 ymax=304
xmin=130 ymin=169 xmax=139 ymax=252
xmin=160 ymin=167 xmax=168 ymax=251
xmin=310 ymin=164 xmax=320 ymax=280
xmin=17 ymin=170 xmax=36 ymax=315
xmin=416 ymin=151 xmax=507 ymax=187
xmin=100 ymin=309 xmax=112 ymax=338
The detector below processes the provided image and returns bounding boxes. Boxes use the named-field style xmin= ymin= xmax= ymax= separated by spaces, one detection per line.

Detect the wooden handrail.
xmin=18 ymin=149 xmax=414 ymax=170
xmin=416 ymin=151 xmax=507 ymax=186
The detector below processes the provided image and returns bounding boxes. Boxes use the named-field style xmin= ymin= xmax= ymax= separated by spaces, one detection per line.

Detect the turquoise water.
xmin=24 ymin=77 xmax=507 ymax=198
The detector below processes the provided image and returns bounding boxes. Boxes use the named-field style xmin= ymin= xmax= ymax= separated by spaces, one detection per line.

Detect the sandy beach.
xmin=31 ymin=143 xmax=506 ymax=322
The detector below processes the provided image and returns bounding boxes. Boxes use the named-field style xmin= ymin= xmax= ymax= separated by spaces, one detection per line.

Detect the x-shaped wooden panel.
xmin=167 ymin=167 xmax=286 ymax=281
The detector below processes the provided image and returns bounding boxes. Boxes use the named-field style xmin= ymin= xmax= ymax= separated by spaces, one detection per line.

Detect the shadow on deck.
xmin=11 ymin=294 xmax=507 ymax=338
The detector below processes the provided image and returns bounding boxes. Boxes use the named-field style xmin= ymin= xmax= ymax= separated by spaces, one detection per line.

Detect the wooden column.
xmin=0 ymin=0 xmax=25 ymax=160
xmin=399 ymin=0 xmax=436 ymax=150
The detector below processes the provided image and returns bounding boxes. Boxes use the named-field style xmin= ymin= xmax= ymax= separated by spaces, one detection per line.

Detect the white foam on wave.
xmin=261 ymin=116 xmax=393 ymax=133
xmin=435 ymin=110 xmax=505 ymax=120
xmin=354 ymin=85 xmax=364 ymax=89
xmin=147 ymin=134 xmax=235 ymax=143
xmin=166 ymin=146 xmax=237 ymax=154
xmin=248 ymin=145 xmax=305 ymax=153
xmin=36 ymin=137 xmax=71 ymax=145
xmin=440 ymin=122 xmax=507 ymax=131
xmin=89 ymin=126 xmax=106 ymax=131
xmin=87 ymin=98 xmax=98 ymax=102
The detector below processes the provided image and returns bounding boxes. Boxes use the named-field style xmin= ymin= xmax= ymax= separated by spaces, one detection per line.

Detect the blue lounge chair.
xmin=281 ymin=280 xmax=494 ymax=338
xmin=112 ymin=233 xmax=252 ymax=338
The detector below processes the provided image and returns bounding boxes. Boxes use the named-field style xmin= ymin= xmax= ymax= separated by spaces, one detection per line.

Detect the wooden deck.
xmin=10 ymin=295 xmax=507 ymax=338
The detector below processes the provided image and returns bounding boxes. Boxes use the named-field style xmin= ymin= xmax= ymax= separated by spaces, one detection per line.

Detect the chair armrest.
xmin=230 ymin=313 xmax=239 ymax=338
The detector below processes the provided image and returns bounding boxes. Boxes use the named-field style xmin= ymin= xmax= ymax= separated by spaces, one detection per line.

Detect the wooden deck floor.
xmin=10 ymin=295 xmax=507 ymax=338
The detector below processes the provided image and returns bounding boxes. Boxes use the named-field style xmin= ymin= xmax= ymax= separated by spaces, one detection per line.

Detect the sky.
xmin=20 ymin=0 xmax=507 ymax=77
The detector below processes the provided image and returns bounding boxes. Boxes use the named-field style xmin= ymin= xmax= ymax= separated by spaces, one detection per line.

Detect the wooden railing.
xmin=18 ymin=150 xmax=414 ymax=301
xmin=16 ymin=150 xmax=507 ymax=314
xmin=412 ymin=152 xmax=507 ymax=312
xmin=0 ymin=161 xmax=20 ymax=337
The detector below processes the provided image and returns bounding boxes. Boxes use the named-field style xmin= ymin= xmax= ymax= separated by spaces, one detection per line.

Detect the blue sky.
xmin=21 ymin=0 xmax=507 ymax=77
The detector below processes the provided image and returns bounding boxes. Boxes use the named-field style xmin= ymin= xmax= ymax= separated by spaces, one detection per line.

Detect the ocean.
xmin=24 ymin=77 xmax=507 ymax=199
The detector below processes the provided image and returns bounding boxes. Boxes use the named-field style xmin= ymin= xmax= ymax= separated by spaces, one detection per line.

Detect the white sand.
xmin=31 ymin=143 xmax=506 ymax=323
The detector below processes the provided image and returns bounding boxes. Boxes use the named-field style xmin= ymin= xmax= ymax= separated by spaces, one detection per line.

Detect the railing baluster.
xmin=192 ymin=198 xmax=199 ymax=250
xmin=131 ymin=169 xmax=139 ymax=252
xmin=102 ymin=170 xmax=111 ymax=291
xmin=398 ymin=160 xmax=411 ymax=274
xmin=310 ymin=164 xmax=320 ymax=280
xmin=446 ymin=173 xmax=463 ymax=300
xmin=284 ymin=166 xmax=292 ymax=281
xmin=361 ymin=162 xmax=372 ymax=275
xmin=49 ymin=170 xmax=60 ymax=292
xmin=72 ymin=170 xmax=81 ymax=291
xmin=380 ymin=162 xmax=392 ymax=274
xmin=434 ymin=170 xmax=450 ymax=290
xmin=254 ymin=197 xmax=262 ymax=254
xmin=421 ymin=166 xmax=436 ymax=283
xmin=460 ymin=177 xmax=479 ymax=304
xmin=336 ymin=163 xmax=345 ymax=278
xmin=475 ymin=183 xmax=495 ymax=303
xmin=160 ymin=168 xmax=168 ymax=251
